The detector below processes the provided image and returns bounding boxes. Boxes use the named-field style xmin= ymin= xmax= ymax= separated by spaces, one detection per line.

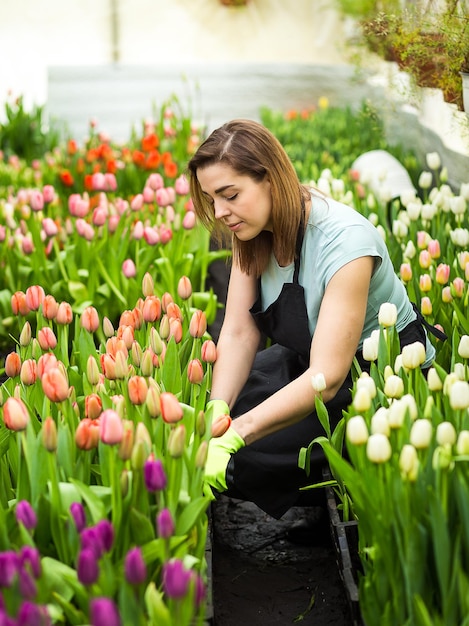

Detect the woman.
xmin=187 ymin=119 xmax=440 ymax=521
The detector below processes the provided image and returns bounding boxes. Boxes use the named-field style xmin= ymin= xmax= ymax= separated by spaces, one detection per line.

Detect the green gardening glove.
xmin=204 ymin=427 xmax=245 ymax=493
xmin=205 ymin=399 xmax=230 ymax=423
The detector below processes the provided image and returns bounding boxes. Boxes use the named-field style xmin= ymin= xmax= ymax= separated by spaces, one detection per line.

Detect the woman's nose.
xmin=213 ymin=200 xmax=230 ymax=220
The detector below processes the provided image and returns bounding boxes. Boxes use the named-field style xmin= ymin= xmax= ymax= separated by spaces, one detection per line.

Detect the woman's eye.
xmin=226 ymin=194 xmax=238 ymax=201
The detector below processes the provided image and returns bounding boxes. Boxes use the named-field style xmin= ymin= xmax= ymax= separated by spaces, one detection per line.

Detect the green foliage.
xmin=0 ymin=95 xmax=60 ymax=162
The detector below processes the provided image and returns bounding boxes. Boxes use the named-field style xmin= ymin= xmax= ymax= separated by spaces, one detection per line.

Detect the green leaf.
xmin=129 ymin=507 xmax=156 ymax=544
xmin=175 ymin=496 xmax=210 ymax=536
xmin=68 ymin=478 xmax=108 ymax=522
xmin=161 ymin=338 xmax=182 ymax=394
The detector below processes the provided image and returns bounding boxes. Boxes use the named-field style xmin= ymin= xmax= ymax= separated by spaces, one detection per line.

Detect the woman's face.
xmin=196 ymin=163 xmax=272 ymax=240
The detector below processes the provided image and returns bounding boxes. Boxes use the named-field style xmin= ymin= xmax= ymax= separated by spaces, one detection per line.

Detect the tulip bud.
xmin=436 ymin=421 xmax=457 ymax=446
xmin=384 ymin=375 xmax=404 ymax=399
xmin=89 ymin=598 xmax=121 ymax=626
xmin=400 ymin=263 xmax=412 ymax=282
xmin=157 ymin=508 xmax=175 ymax=539
xmin=128 ymin=375 xmax=148 ymax=405
xmin=346 ymin=415 xmax=369 ymax=445
xmin=135 ymin=421 xmax=152 ymax=454
xmin=456 ymin=430 xmax=469 ymax=455
xmin=427 ymin=367 xmax=443 ymax=391
xmin=56 ymin=301 xmax=73 ymax=325
xmin=99 ymin=409 xmax=124 ymax=445
xmin=432 ymin=445 xmax=453 ymax=471
xmin=15 ymin=500 xmax=37 ymax=530
xmin=81 ymin=306 xmax=100 ymax=333
xmin=366 ymin=433 xmax=392 ymax=463
xmin=142 ymin=272 xmax=154 ymax=297
xmin=458 ymin=335 xmax=469 ymax=359
xmin=144 ymin=458 xmax=167 ymax=492
xmin=378 ymin=302 xmax=397 ymax=327
xmin=20 ymin=321 xmax=32 ymax=347
xmin=70 ymin=502 xmax=87 ymax=532
xmin=362 ymin=334 xmax=378 ymax=362
xmin=177 ymin=276 xmax=192 ymax=300
xmin=150 ymin=327 xmax=164 ymax=355
xmin=168 ymin=424 xmax=186 ymax=458
xmin=160 ymin=392 xmax=183 ymax=423
xmin=42 ymin=366 xmax=69 ymax=402
xmin=448 ymin=380 xmax=469 ymax=410
xmin=118 ymin=421 xmax=135 ymax=461
xmin=195 ymin=440 xmax=209 ymax=468
xmin=5 ymin=352 xmax=21 ymax=378
xmin=162 ymin=559 xmax=192 ymax=599
xmin=311 ymin=372 xmax=326 ymax=393
xmin=3 ymin=397 xmax=30 ymax=430
xmin=189 ymin=310 xmax=207 ymax=338
xmin=370 ymin=407 xmax=390 ymax=436
xmin=187 ymin=359 xmax=204 ymax=385
xmin=42 ymin=416 xmax=58 ymax=452
xmin=145 ymin=385 xmax=161 ymax=418
xmin=201 ymin=340 xmax=217 ymax=363
xmin=399 ymin=444 xmax=419 ymax=481
xmin=131 ymin=440 xmax=147 ymax=471
xmin=125 ymin=547 xmax=147 ymax=585
xmin=103 ymin=316 xmax=115 ymax=338
xmin=401 ymin=342 xmax=426 ymax=370
xmin=75 ymin=418 xmax=100 ymax=450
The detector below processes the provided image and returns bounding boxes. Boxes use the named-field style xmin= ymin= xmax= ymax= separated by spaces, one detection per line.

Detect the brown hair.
xmin=187 ymin=119 xmax=309 ymax=276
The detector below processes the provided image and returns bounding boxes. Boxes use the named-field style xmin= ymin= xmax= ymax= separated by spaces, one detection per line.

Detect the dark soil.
xmin=210 ymin=496 xmax=356 ymax=625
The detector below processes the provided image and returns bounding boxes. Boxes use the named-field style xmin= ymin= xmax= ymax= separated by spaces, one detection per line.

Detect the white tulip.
xmin=418 ymin=171 xmax=433 ymax=190
xmin=421 ymin=203 xmax=438 ymax=221
xmin=401 ymin=394 xmax=418 ymax=421
xmin=403 ymin=240 xmax=416 ymax=259
xmin=426 ymin=152 xmax=441 ymax=170
xmin=450 ymin=196 xmax=466 ymax=216
xmin=368 ymin=212 xmax=379 ymax=226
xmin=410 ymin=419 xmax=433 ymax=449
xmin=331 ymin=178 xmax=345 ymax=196
xmin=427 ymin=367 xmax=443 ymax=391
xmin=311 ymin=372 xmax=327 ymax=393
xmin=457 ymin=335 xmax=469 ymax=359
xmin=406 ymin=201 xmax=422 ymax=221
xmin=346 ymin=415 xmax=369 ymax=445
xmin=362 ymin=335 xmax=379 ymax=362
xmin=366 ymin=433 xmax=392 ymax=464
xmin=384 ymin=375 xmax=404 ymax=399
xmin=453 ymin=363 xmax=466 ymax=381
xmin=448 ymin=380 xmax=469 ymax=410
xmin=388 ymin=398 xmax=407 ymax=428
xmin=366 ymin=193 xmax=376 ymax=209
xmin=394 ymin=354 xmax=404 ymax=374
xmin=401 ymin=342 xmax=426 ymax=370
xmin=392 ymin=219 xmax=408 ymax=239
xmin=400 ymin=189 xmax=417 ymax=207
xmin=371 ymin=407 xmax=390 ymax=436
xmin=399 ymin=444 xmax=419 ymax=480
xmin=353 ymin=386 xmax=372 ymax=412
xmin=456 ymin=430 xmax=469 ymax=455
xmin=356 ymin=373 xmax=377 ymax=399
xmin=460 ymin=182 xmax=469 ymax=200
xmin=450 ymin=228 xmax=469 ymax=247
xmin=444 ymin=372 xmax=460 ymax=396
xmin=378 ymin=302 xmax=397 ymax=328
xmin=436 ymin=421 xmax=457 ymax=446
xmin=384 ymin=365 xmax=394 ymax=381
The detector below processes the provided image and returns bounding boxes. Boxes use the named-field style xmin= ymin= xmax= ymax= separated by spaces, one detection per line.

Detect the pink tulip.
xmin=132 ymin=220 xmax=144 ymax=240
xmin=417 ymin=230 xmax=430 ymax=249
xmin=159 ymin=227 xmax=172 ymax=244
xmin=42 ymin=185 xmax=55 ymax=204
xmin=42 ymin=416 xmax=57 ymax=452
xmin=156 ymin=188 xmax=171 ymax=207
xmin=108 ymin=215 xmax=120 ymax=233
xmin=177 ymin=276 xmax=192 ymax=300
xmin=175 ymin=175 xmax=190 ymax=195
xmin=143 ymin=226 xmax=159 ymax=245
xmin=75 ymin=418 xmax=100 ymax=450
xmin=182 ymin=210 xmax=196 ymax=230
xmin=130 ymin=194 xmax=144 ymax=211
xmin=419 ymin=274 xmax=432 ymax=292
xmin=427 ymin=239 xmax=441 ymax=259
xmin=142 ymin=296 xmax=161 ymax=323
xmin=3 ymin=397 xmax=29 ymax=431
xmin=104 ymin=173 xmax=117 ymax=192
xmin=435 ymin=263 xmax=450 ymax=285
xmin=442 ymin=286 xmax=453 ymax=303
xmin=122 ymin=259 xmax=136 ymax=278
xmin=147 ymin=173 xmax=164 ymax=190
xmin=160 ymin=392 xmax=183 ymax=424
xmin=81 ymin=306 xmax=100 ymax=333
xmin=91 ymin=172 xmax=106 ymax=191
xmin=20 ymin=359 xmax=37 ymax=385
xmin=25 ymin=285 xmax=45 ymax=311
xmin=29 ymin=190 xmax=44 ymax=212
xmin=37 ymin=353 xmax=58 ymax=379
xmin=42 ymin=217 xmax=58 ymax=237
xmin=38 ymin=327 xmax=57 ymax=350
xmin=452 ymin=277 xmax=465 ymax=298
xmin=54 ymin=302 xmax=72 ymax=325
xmin=75 ymin=218 xmax=94 ymax=241
xmin=42 ymin=367 xmax=69 ymax=402
xmin=99 ymin=409 xmax=124 ymax=445
xmin=418 ymin=250 xmax=432 ymax=269
xmin=68 ymin=194 xmax=90 ymax=218
xmin=92 ymin=207 xmax=107 ymax=226
xmin=169 ymin=318 xmax=183 ymax=343
xmin=142 ymin=186 xmax=154 ymax=203
xmin=21 ymin=235 xmax=34 ymax=255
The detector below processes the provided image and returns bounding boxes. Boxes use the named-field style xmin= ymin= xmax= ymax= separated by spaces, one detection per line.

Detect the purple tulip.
xmin=15 ymin=501 xmax=37 ymax=531
xmin=17 ymin=601 xmax=51 ymax=626
xmin=95 ymin=519 xmax=114 ymax=553
xmin=124 ymin=547 xmax=147 ymax=585
xmin=156 ymin=508 xmax=174 ymax=539
xmin=162 ymin=559 xmax=192 ymax=599
xmin=77 ymin=548 xmax=100 ymax=586
xmin=144 ymin=459 xmax=167 ymax=492
xmin=80 ymin=527 xmax=103 ymax=558
xmin=19 ymin=546 xmax=41 ymax=579
xmin=89 ymin=598 xmax=122 ymax=626
xmin=18 ymin=568 xmax=37 ymax=600
xmin=0 ymin=552 xmax=19 ymax=587
xmin=70 ymin=502 xmax=87 ymax=532
xmin=193 ymin=573 xmax=206 ymax=607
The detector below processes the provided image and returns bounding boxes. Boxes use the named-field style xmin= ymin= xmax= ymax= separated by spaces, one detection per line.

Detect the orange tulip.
xmin=20 ymin=359 xmax=37 ymax=385
xmin=101 ymin=353 xmax=117 ymax=380
xmin=11 ymin=291 xmax=30 ymax=316
xmin=5 ymin=352 xmax=21 ymax=378
xmin=56 ymin=301 xmax=73 ymax=325
xmin=168 ymin=318 xmax=183 ymax=344
xmin=201 ymin=340 xmax=217 ymax=364
xmin=128 ymin=376 xmax=148 ymax=405
xmin=75 ymin=418 xmax=100 ymax=450
xmin=42 ymin=294 xmax=59 ymax=320
xmin=37 ymin=352 xmax=58 ymax=379
xmin=187 ymin=359 xmax=204 ymax=384
xmin=189 ymin=310 xmax=207 ymax=338
xmin=42 ymin=367 xmax=70 ymax=402
xmin=177 ymin=276 xmax=192 ymax=300
xmin=38 ymin=327 xmax=57 ymax=351
xmin=160 ymin=392 xmax=183 ymax=424
xmin=25 ymin=285 xmax=45 ymax=311
xmin=85 ymin=393 xmax=103 ymax=420
xmin=166 ymin=302 xmax=183 ymax=322
xmin=81 ymin=306 xmax=100 ymax=333
xmin=142 ymin=296 xmax=161 ymax=323
xmin=42 ymin=416 xmax=58 ymax=452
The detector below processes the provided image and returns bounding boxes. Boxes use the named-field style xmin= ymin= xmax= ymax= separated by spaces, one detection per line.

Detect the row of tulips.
xmin=298 ymin=146 xmax=469 ymax=624
xmin=0 ymin=272 xmax=229 ymax=625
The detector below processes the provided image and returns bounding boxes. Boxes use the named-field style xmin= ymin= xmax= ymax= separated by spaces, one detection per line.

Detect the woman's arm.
xmin=231 ymin=256 xmax=374 ymax=445
xmin=210 ymin=261 xmax=261 ymax=409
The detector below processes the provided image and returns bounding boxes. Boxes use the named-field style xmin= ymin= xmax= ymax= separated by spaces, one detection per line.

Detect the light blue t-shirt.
xmin=261 ymin=193 xmax=435 ymax=367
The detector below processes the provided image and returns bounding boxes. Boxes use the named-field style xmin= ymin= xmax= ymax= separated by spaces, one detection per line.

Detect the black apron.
xmin=225 ymin=227 xmax=445 ymax=519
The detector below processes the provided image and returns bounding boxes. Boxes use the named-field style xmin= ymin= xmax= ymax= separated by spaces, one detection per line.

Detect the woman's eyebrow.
xmin=214 ymin=184 xmax=235 ymax=194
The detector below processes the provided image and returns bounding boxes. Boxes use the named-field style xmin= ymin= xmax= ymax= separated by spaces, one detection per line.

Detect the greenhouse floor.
xmin=210 ymin=495 xmax=354 ymax=625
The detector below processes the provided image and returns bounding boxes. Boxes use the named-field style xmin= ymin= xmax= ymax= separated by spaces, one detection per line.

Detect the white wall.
xmin=0 ymin=0 xmax=348 ymax=110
